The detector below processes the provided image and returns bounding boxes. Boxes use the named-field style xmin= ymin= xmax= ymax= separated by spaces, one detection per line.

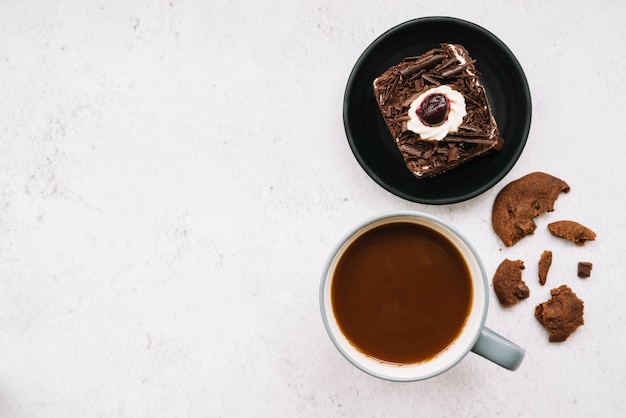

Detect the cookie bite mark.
xmin=492 ymin=172 xmax=570 ymax=247
xmin=538 ymin=250 xmax=552 ymax=286
xmin=548 ymin=220 xmax=596 ymax=246
xmin=535 ymin=285 xmax=584 ymax=342
xmin=492 ymin=259 xmax=530 ymax=307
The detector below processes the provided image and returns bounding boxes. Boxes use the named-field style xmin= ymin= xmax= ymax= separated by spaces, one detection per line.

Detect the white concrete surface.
xmin=1 ymin=1 xmax=624 ymax=416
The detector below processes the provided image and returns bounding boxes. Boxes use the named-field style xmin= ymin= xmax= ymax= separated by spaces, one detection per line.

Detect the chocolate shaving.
xmin=413 ymin=78 xmax=425 ymax=92
xmin=440 ymin=64 xmax=469 ymax=79
xmin=382 ymin=76 xmax=399 ymax=105
xmin=422 ymin=148 xmax=435 ymax=159
xmin=399 ymin=144 xmax=422 ymax=157
xmin=399 ymin=53 xmax=445 ymax=78
xmin=421 ymin=73 xmax=439 ymax=85
xmin=402 ymin=93 xmax=421 ymax=108
xmin=463 ymin=93 xmax=482 ymax=107
xmin=442 ymin=135 xmax=495 ymax=144
xmin=446 ymin=130 xmax=488 ymax=138
xmin=459 ymin=123 xmax=480 ymax=133
xmin=394 ymin=115 xmax=411 ymax=123
xmin=437 ymin=57 xmax=459 ymax=71
xmin=448 ymin=144 xmax=459 ymax=162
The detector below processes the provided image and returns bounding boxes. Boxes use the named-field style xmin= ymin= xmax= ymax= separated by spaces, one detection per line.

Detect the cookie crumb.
xmin=535 ymin=285 xmax=584 ymax=342
xmin=578 ymin=262 xmax=593 ymax=278
xmin=548 ymin=220 xmax=596 ymax=246
xmin=538 ymin=250 xmax=552 ymax=286
xmin=492 ymin=259 xmax=530 ymax=307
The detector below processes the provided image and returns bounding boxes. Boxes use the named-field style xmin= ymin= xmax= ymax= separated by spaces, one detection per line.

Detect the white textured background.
xmin=1 ymin=1 xmax=625 ymax=417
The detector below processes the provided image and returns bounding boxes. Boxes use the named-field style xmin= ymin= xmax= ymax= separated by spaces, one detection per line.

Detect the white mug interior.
xmin=320 ymin=212 xmax=488 ymax=381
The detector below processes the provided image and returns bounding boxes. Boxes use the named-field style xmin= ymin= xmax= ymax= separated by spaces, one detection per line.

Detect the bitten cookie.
xmin=535 ymin=285 xmax=584 ymax=342
xmin=548 ymin=220 xmax=596 ymax=246
xmin=538 ymin=250 xmax=552 ymax=286
xmin=492 ymin=259 xmax=530 ymax=307
xmin=492 ymin=172 xmax=570 ymax=247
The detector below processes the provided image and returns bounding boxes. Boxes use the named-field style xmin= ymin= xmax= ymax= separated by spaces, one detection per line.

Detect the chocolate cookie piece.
xmin=538 ymin=250 xmax=552 ymax=286
xmin=548 ymin=220 xmax=596 ymax=246
xmin=578 ymin=262 xmax=593 ymax=278
xmin=492 ymin=259 xmax=530 ymax=307
xmin=372 ymin=43 xmax=504 ymax=178
xmin=535 ymin=285 xmax=584 ymax=342
xmin=492 ymin=172 xmax=570 ymax=247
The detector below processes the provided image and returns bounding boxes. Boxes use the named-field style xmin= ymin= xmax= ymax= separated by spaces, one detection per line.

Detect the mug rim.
xmin=319 ymin=211 xmax=489 ymax=381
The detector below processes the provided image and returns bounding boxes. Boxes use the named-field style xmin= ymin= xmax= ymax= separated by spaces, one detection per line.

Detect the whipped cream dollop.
xmin=406 ymin=85 xmax=467 ymax=141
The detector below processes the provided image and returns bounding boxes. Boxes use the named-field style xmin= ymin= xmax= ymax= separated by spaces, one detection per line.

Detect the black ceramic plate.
xmin=344 ymin=17 xmax=531 ymax=204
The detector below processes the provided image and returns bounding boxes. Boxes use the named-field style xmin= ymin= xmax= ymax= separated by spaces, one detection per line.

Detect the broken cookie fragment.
xmin=538 ymin=250 xmax=552 ymax=286
xmin=492 ymin=259 xmax=530 ymax=307
xmin=535 ymin=285 xmax=584 ymax=342
xmin=492 ymin=172 xmax=570 ymax=247
xmin=548 ymin=220 xmax=596 ymax=246
xmin=577 ymin=262 xmax=593 ymax=278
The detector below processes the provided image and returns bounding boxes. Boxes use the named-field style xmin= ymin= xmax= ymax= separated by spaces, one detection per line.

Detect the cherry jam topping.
xmin=416 ymin=93 xmax=450 ymax=126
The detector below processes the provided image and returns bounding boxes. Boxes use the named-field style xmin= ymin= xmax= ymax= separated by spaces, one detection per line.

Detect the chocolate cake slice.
xmin=373 ymin=43 xmax=504 ymax=178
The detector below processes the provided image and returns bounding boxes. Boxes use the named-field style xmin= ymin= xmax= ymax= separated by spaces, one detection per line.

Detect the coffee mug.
xmin=320 ymin=211 xmax=524 ymax=381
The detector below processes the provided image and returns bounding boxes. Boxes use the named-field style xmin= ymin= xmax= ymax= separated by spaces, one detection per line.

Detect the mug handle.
xmin=471 ymin=327 xmax=525 ymax=371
